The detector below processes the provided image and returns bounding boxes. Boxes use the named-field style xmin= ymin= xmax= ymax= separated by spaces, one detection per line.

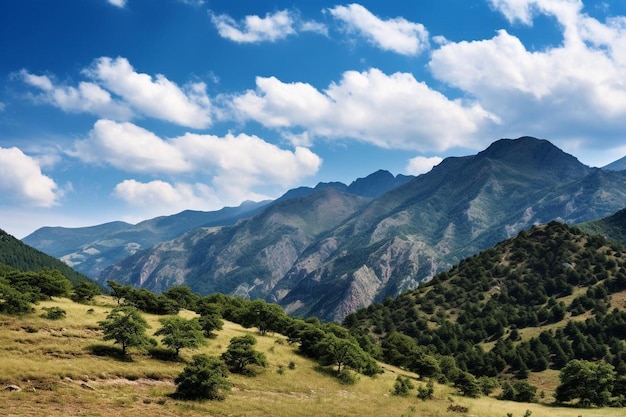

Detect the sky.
xmin=2 ymin=0 xmax=626 ymax=239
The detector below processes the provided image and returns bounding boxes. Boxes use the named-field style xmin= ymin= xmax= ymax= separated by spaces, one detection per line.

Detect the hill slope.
xmin=344 ymin=221 xmax=626 ymax=380
xmin=580 ymin=207 xmax=626 ymax=245
xmin=0 ymin=229 xmax=91 ymax=286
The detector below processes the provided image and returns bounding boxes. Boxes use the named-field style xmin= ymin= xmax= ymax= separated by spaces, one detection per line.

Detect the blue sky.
xmin=1 ymin=0 xmax=626 ymax=238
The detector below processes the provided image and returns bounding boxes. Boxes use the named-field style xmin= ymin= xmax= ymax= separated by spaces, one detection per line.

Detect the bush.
xmin=393 ymin=375 xmax=414 ymax=396
xmin=417 ymin=380 xmax=434 ymax=400
xmin=174 ymin=355 xmax=231 ymax=400
xmin=41 ymin=306 xmax=66 ymax=320
xmin=337 ymin=368 xmax=359 ymax=385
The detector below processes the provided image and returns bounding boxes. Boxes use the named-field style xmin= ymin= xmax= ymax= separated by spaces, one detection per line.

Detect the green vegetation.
xmin=174 ymin=354 xmax=231 ymax=400
xmin=99 ymin=306 xmax=153 ymax=356
xmin=0 ymin=229 xmax=92 ymax=287
xmin=344 ymin=222 xmax=626 ymax=406
xmin=2 ymin=220 xmax=626 ymax=415
xmin=221 ymin=334 xmax=267 ymax=375
xmin=154 ymin=316 xmax=206 ymax=357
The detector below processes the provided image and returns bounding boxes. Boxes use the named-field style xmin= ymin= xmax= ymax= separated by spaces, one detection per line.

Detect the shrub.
xmin=393 ymin=375 xmax=414 ymax=396
xmin=41 ymin=306 xmax=66 ymax=320
xmin=174 ymin=355 xmax=231 ymax=400
xmin=417 ymin=380 xmax=434 ymax=400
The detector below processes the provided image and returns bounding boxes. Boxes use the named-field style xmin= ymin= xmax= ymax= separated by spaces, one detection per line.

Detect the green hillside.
xmin=344 ymin=222 xmax=626 ymax=404
xmin=0 ymin=229 xmax=92 ymax=287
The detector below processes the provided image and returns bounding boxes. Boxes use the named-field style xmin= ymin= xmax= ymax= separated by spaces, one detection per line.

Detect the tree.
xmin=555 ymin=359 xmax=615 ymax=406
xmin=0 ymin=281 xmax=34 ymax=314
xmin=71 ymin=281 xmax=100 ymax=303
xmin=162 ymin=285 xmax=200 ymax=310
xmin=174 ymin=355 xmax=231 ymax=400
xmin=221 ymin=334 xmax=267 ymax=375
xmin=453 ymin=371 xmax=481 ymax=398
xmin=316 ymin=333 xmax=362 ymax=374
xmin=197 ymin=302 xmax=223 ymax=338
xmin=107 ymin=280 xmax=131 ymax=305
xmin=241 ymin=299 xmax=288 ymax=336
xmin=99 ymin=306 xmax=151 ymax=355
xmin=154 ymin=316 xmax=206 ymax=356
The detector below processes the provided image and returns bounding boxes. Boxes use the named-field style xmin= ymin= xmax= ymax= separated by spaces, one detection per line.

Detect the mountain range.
xmin=22 ymin=137 xmax=626 ymax=322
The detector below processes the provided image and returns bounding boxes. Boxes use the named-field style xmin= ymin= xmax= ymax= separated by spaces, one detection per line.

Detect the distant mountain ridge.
xmin=84 ymin=137 xmax=626 ymax=322
xmin=23 ymin=171 xmax=413 ymax=280
xmin=23 ymin=200 xmax=271 ymax=278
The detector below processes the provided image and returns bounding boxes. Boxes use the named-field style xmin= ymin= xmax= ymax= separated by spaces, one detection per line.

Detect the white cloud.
xmin=113 ymin=180 xmax=219 ymax=212
xmin=231 ymin=68 xmax=498 ymax=152
xmin=328 ymin=4 xmax=429 ymax=56
xmin=20 ymin=57 xmax=212 ymax=128
xmin=71 ymin=120 xmax=191 ymax=173
xmin=429 ymin=2 xmax=626 ymax=146
xmin=72 ymin=119 xmax=321 ymax=206
xmin=0 ymin=147 xmax=60 ymax=207
xmin=211 ymin=10 xmax=297 ymax=43
xmin=86 ymin=57 xmax=212 ymax=128
xmin=405 ymin=156 xmax=443 ymax=175
xmin=108 ymin=0 xmax=126 ymax=8
xmin=20 ymin=70 xmax=133 ymax=119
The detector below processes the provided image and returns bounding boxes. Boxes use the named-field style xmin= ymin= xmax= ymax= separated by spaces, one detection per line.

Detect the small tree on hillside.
xmin=154 ymin=316 xmax=206 ymax=356
xmin=221 ymin=334 xmax=267 ymax=375
xmin=555 ymin=359 xmax=615 ymax=406
xmin=99 ymin=306 xmax=151 ymax=356
xmin=241 ymin=299 xmax=288 ymax=336
xmin=71 ymin=281 xmax=100 ymax=303
xmin=316 ymin=333 xmax=362 ymax=374
xmin=174 ymin=354 xmax=231 ymax=400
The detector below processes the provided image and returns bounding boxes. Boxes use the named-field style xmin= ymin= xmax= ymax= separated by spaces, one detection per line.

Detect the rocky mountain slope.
xmin=23 ymin=200 xmax=270 ymax=278
xmin=97 ymin=137 xmax=626 ymax=321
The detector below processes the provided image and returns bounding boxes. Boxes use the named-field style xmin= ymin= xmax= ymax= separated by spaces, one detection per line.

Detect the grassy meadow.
xmin=0 ymin=296 xmax=621 ymax=417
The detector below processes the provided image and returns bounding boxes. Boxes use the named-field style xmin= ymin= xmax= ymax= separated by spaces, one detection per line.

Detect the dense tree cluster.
xmin=343 ymin=222 xmax=626 ymax=406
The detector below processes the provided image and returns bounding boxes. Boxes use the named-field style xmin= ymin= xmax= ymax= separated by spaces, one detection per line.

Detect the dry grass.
xmin=0 ymin=296 xmax=623 ymax=417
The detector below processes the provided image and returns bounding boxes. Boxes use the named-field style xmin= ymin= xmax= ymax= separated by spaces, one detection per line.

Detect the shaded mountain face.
xmin=23 ymin=201 xmax=270 ymax=278
xmin=579 ymin=206 xmax=626 ymax=245
xmin=602 ymin=154 xmax=626 ymax=171
xmin=32 ymin=137 xmax=626 ymax=322
xmin=99 ymin=187 xmax=372 ymax=299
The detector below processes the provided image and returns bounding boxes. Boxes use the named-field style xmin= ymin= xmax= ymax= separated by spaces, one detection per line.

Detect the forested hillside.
xmin=344 ymin=222 xmax=626 ymax=405
xmin=0 ymin=229 xmax=91 ymax=287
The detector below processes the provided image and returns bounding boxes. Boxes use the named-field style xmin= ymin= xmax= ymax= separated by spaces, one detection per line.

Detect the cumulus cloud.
xmin=231 ymin=68 xmax=498 ymax=152
xmin=0 ymin=147 xmax=60 ymax=207
xmin=211 ymin=9 xmax=327 ymax=42
xmin=86 ymin=57 xmax=212 ymax=128
xmin=72 ymin=119 xmax=321 ymax=207
xmin=405 ymin=156 xmax=443 ymax=175
xmin=328 ymin=3 xmax=429 ymax=55
xmin=20 ymin=70 xmax=133 ymax=119
xmin=71 ymin=120 xmax=191 ymax=173
xmin=19 ymin=57 xmax=212 ymax=128
xmin=429 ymin=0 xmax=626 ymax=146
xmin=113 ymin=180 xmax=219 ymax=212
xmin=211 ymin=10 xmax=297 ymax=43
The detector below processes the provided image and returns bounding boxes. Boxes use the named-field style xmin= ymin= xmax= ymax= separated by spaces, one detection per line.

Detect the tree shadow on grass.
xmin=147 ymin=347 xmax=185 ymax=362
xmin=87 ymin=344 xmax=133 ymax=362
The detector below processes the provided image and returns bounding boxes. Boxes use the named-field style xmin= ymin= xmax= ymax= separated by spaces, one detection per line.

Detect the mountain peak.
xmin=347 ymin=170 xmax=413 ymax=198
xmin=477 ymin=136 xmax=591 ymax=183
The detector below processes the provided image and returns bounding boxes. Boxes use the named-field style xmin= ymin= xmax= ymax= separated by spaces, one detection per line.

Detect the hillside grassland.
xmin=0 ymin=296 xmax=622 ymax=417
